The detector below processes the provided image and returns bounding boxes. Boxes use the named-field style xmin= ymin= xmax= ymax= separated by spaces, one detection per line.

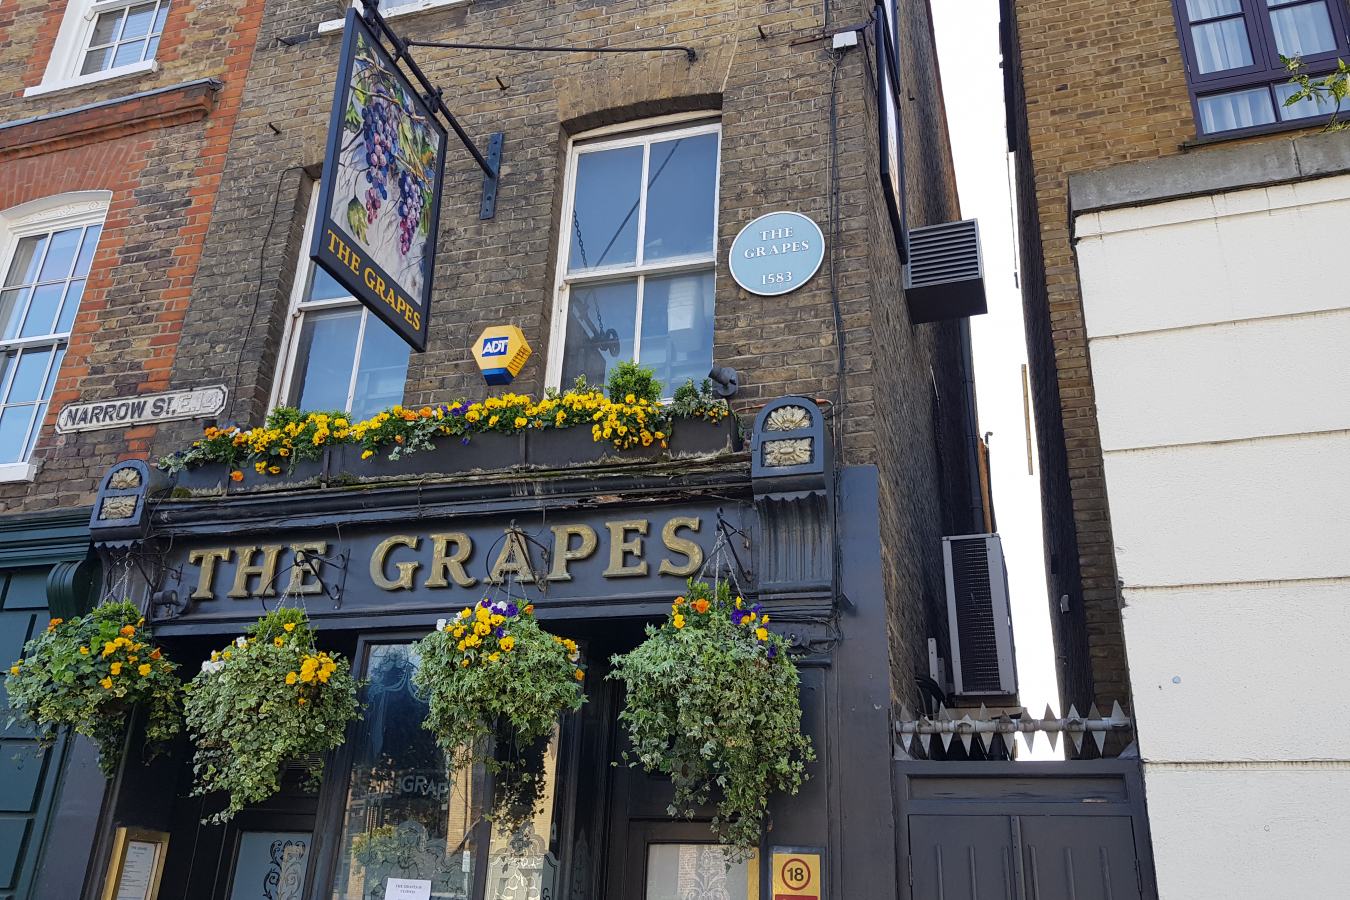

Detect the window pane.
xmin=1198 ymin=86 xmax=1277 ymax=132
xmin=42 ymin=347 xmax=64 ymax=400
xmin=646 ymin=845 xmax=749 ymax=900
xmin=484 ymin=726 xmax=561 ymax=900
xmin=73 ymin=226 xmax=101 ymax=277
xmin=227 ymin=832 xmax=309 ymax=900
xmin=88 ymin=10 xmax=123 ymax=47
xmin=333 ymin=644 xmax=483 ymax=900
xmin=1192 ymin=18 xmax=1254 ymax=73
xmin=5 ymin=349 xmax=52 ymax=405
xmin=153 ymin=4 xmax=168 ymax=33
xmin=569 ymin=146 xmax=643 ymax=273
xmin=643 ymin=133 xmax=719 ymax=264
xmin=4 ymin=236 xmax=46 ymax=287
xmin=289 ymin=307 xmax=361 ymax=411
xmin=56 ymin=279 xmax=85 ymax=335
xmin=1186 ymin=0 xmax=1242 ymax=18
xmin=23 ymin=402 xmax=48 ymax=459
xmin=561 ymin=279 xmax=638 ymax=390
xmin=639 ymin=269 xmax=715 ymax=398
xmin=0 ymin=406 xmax=35 ymax=464
xmin=1274 ymin=78 xmax=1337 ymax=118
xmin=1268 ymin=2 xmax=1336 ymax=57
xmin=144 ymin=34 xmax=160 ymax=58
xmin=350 ymin=315 xmax=410 ymax=421
xmin=37 ymin=228 xmax=82 ymax=283
xmin=119 ymin=3 xmax=157 ymax=40
xmin=19 ymin=283 xmax=64 ymax=338
xmin=0 ymin=289 xmax=29 ymax=341
xmin=111 ymin=40 xmax=145 ymax=68
xmin=80 ymin=46 xmax=112 ymax=76
xmin=306 ymin=264 xmax=352 ymax=303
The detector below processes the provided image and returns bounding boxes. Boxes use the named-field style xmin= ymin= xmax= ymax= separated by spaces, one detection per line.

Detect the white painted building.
xmin=1068 ymin=131 xmax=1350 ymax=896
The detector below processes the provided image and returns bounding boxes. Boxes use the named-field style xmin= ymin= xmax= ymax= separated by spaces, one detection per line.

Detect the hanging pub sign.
xmin=312 ymin=7 xmax=447 ymax=352
xmin=876 ymin=2 xmax=908 ymax=265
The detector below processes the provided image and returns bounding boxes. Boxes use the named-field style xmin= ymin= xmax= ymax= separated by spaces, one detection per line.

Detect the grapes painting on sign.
xmin=313 ymin=8 xmax=446 ymax=352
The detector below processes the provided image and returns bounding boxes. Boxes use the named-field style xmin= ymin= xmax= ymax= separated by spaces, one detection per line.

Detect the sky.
xmin=929 ymin=0 xmax=1063 ymax=759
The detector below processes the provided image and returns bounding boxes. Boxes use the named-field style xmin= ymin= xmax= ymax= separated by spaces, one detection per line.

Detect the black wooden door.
xmin=908 ymin=814 xmax=1142 ymax=900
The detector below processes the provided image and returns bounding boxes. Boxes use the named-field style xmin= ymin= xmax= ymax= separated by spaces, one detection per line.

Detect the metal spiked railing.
xmin=895 ymin=701 xmax=1133 ymax=757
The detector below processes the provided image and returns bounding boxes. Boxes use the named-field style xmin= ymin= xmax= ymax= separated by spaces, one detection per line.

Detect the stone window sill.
xmin=0 ymin=462 xmax=37 ymax=483
xmin=23 ymin=60 xmax=158 ymax=99
xmin=318 ymin=0 xmax=471 ymax=35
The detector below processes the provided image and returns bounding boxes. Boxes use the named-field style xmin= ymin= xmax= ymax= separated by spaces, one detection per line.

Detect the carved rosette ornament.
xmin=764 ymin=404 xmax=811 ymax=432
xmin=763 ymin=438 xmax=813 ymax=467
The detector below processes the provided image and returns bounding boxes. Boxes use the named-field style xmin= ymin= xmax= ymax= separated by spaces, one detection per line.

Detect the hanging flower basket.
xmin=608 ymin=579 xmax=815 ymax=861
xmin=411 ymin=598 xmax=585 ymax=772
xmin=183 ymin=607 xmax=361 ymax=823
xmin=5 ymin=600 xmax=181 ymax=776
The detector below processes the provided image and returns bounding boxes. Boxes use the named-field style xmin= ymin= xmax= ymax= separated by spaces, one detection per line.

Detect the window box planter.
xmin=170 ymin=458 xmax=326 ymax=494
xmin=330 ymin=431 xmax=525 ymax=481
xmin=524 ymin=416 xmax=741 ymax=469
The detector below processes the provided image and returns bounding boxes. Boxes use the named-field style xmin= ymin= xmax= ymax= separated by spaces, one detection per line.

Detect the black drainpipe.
xmin=959 ymin=318 xmax=986 ymax=534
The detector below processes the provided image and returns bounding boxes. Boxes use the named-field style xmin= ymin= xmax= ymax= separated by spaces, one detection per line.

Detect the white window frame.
xmin=544 ymin=117 xmax=722 ymax=394
xmin=269 ymin=189 xmax=404 ymax=416
xmin=317 ymin=0 xmax=472 ymax=35
xmin=0 ymin=191 xmax=112 ymax=482
xmin=24 ymin=0 xmax=165 ymax=99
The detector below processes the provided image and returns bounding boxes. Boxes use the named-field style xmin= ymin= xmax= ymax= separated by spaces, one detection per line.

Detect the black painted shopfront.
xmin=78 ymin=398 xmax=899 ymax=900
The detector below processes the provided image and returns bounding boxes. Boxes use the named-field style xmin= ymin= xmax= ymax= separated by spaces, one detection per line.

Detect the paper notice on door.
xmin=115 ymin=841 xmax=159 ymax=900
xmin=385 ymin=878 xmax=432 ymax=899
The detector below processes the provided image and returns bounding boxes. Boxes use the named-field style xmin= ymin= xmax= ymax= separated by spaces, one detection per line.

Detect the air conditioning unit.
xmin=942 ymin=533 xmax=1017 ymax=698
xmin=903 ymin=219 xmax=987 ymax=324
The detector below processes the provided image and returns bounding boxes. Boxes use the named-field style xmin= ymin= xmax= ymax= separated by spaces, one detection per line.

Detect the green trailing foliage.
xmin=1282 ymin=54 xmax=1350 ymax=130
xmin=604 ymin=359 xmax=663 ymax=404
xmin=412 ymin=598 xmax=586 ymax=776
xmin=608 ymin=580 xmax=814 ymax=861
xmin=4 ymin=601 xmax=181 ymax=776
xmin=183 ymin=607 xmax=361 ymax=823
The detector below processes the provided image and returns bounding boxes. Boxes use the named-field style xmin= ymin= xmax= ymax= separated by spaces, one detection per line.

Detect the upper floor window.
xmin=24 ymin=0 xmax=168 ymax=97
xmin=0 ymin=194 xmax=109 ymax=476
xmin=547 ymin=121 xmax=721 ymax=399
xmin=80 ymin=0 xmax=169 ymax=76
xmin=1174 ymin=0 xmax=1350 ymax=133
xmin=273 ymin=190 xmax=410 ymax=422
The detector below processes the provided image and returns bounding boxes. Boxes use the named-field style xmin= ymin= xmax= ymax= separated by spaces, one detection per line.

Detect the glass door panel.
xmin=228 ymin=832 xmax=309 ymax=900
xmin=333 ymin=643 xmax=485 ymax=900
xmin=484 ymin=726 xmax=561 ymax=900
xmin=645 ymin=844 xmax=751 ymax=900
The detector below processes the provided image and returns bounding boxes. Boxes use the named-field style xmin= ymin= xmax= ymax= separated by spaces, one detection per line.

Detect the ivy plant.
xmin=412 ymin=598 xmax=585 ymax=773
xmin=608 ymin=580 xmax=815 ymax=861
xmin=5 ymin=601 xmax=181 ymax=776
xmin=183 ymin=607 xmax=361 ymax=823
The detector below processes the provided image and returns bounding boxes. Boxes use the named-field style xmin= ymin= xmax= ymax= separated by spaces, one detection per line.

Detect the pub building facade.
xmin=0 ymin=0 xmax=1008 ymax=898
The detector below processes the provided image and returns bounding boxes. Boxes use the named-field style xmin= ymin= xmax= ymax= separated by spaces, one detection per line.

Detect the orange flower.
xmin=524 ymin=604 xmax=534 ymax=614
xmin=574 ymin=669 xmax=585 ymax=681
xmin=150 ymin=648 xmax=161 ymax=659
xmin=674 ymin=597 xmax=685 ymax=606
xmin=230 ymin=471 xmax=244 ymax=482
xmin=692 ymin=599 xmax=710 ymax=613
xmin=120 ymin=625 xmax=135 ymax=637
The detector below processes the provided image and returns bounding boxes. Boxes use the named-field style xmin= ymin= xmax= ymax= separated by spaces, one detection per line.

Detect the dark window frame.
xmin=1171 ymin=0 xmax=1350 ymax=134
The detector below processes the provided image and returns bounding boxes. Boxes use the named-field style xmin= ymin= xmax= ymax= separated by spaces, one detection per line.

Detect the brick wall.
xmin=1003 ymin=0 xmax=1336 ymax=752
xmin=0 ymin=0 xmax=265 ymax=513
xmin=161 ymin=0 xmax=976 ymax=710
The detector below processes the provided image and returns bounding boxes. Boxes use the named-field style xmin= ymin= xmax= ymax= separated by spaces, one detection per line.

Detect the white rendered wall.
xmin=1074 ymin=173 xmax=1350 ymax=899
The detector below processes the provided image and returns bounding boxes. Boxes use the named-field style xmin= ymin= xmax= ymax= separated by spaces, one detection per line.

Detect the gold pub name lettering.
xmin=185 ymin=516 xmax=704 ymax=600
xmin=326 ymin=229 xmax=421 ymax=330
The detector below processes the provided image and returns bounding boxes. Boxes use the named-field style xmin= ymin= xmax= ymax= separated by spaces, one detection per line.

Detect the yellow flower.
xmin=514 ymin=417 xmax=527 ymax=428
xmin=756 ymin=627 xmax=769 ymax=641
xmin=488 ymin=652 xmax=501 ymax=662
xmin=625 ymin=394 xmax=636 ymax=404
xmin=9 ymin=664 xmax=19 ymax=675
xmin=475 ymin=607 xmax=490 ymax=623
xmin=673 ymin=614 xmax=685 ymax=628
xmin=457 ymin=640 xmax=467 ymax=651
xmin=574 ymin=669 xmax=585 ymax=681
xmin=268 ymin=466 xmax=281 ymax=475
xmin=223 ymin=650 xmax=231 ymax=659
xmin=274 ymin=637 xmax=284 ymax=647
xmin=500 ymin=636 xmax=515 ymax=651
xmin=138 ymin=664 xmax=151 ymax=676
xmin=99 ymin=677 xmax=113 ymax=689
xmin=286 ymin=672 xmax=297 ymax=684
xmin=284 ymin=623 xmax=296 ymax=632
xmin=563 ymin=639 xmax=577 ymax=653
xmin=109 ymin=662 xmax=122 ymax=675
xmin=489 ymin=614 xmax=505 ymax=626
xmin=488 ymin=415 xmax=500 ymax=426
xmin=362 ymin=450 xmax=374 ymax=459
xmin=298 ymin=698 xmax=307 ymax=705
xmin=761 ymin=615 xmax=770 ymax=624
xmin=80 ymin=646 xmax=89 ymax=655
xmin=461 ymin=659 xmax=470 ymax=667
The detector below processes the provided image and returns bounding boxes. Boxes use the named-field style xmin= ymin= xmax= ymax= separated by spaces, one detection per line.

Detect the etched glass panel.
xmin=333 ymin=643 xmax=484 ymax=900
xmin=229 ymin=832 xmax=309 ymax=900
xmin=483 ymin=726 xmax=561 ymax=900
xmin=645 ymin=845 xmax=750 ymax=900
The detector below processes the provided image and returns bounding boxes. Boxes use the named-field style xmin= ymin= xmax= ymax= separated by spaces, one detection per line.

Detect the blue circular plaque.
xmin=728 ymin=211 xmax=826 ymax=296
